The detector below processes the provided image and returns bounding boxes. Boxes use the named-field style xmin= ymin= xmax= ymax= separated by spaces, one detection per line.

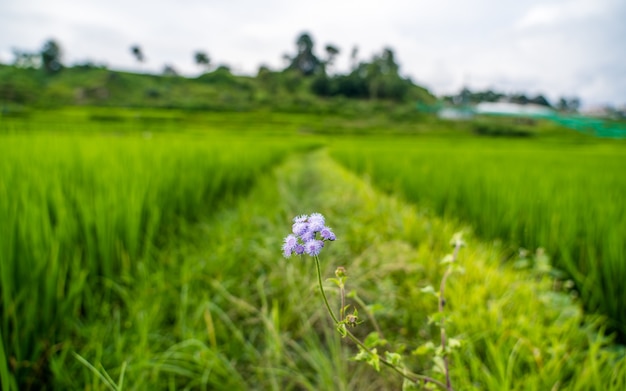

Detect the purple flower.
xmin=320 ymin=227 xmax=336 ymax=241
xmin=309 ymin=213 xmax=325 ymax=224
xmin=300 ymin=229 xmax=315 ymax=242
xmin=308 ymin=213 xmax=325 ymax=232
xmin=294 ymin=244 xmax=305 ymax=255
xmin=293 ymin=214 xmax=308 ymax=223
xmin=282 ymin=213 xmax=337 ymax=258
xmin=292 ymin=221 xmax=309 ymax=236
xmin=282 ymin=234 xmax=298 ymax=257
xmin=304 ymin=239 xmax=324 ymax=256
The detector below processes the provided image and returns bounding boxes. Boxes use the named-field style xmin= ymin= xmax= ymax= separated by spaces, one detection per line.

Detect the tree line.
xmin=7 ymin=33 xmax=423 ymax=103
xmin=12 ymin=39 xmax=213 ymax=76
xmin=6 ymin=33 xmax=583 ymax=109
xmin=281 ymin=32 xmax=418 ymax=101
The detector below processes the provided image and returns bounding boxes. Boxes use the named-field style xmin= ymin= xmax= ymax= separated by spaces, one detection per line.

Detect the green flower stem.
xmin=314 ymin=256 xmax=340 ymax=325
xmin=313 ymin=256 xmax=449 ymax=390
xmin=340 ymin=283 xmax=346 ymax=322
xmin=439 ymin=241 xmax=462 ymax=391
xmin=439 ymin=266 xmax=453 ymax=390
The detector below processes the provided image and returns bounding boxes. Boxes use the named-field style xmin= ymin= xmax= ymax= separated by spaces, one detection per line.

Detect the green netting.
xmin=427 ymin=102 xmax=626 ymax=139
xmin=547 ymin=114 xmax=626 ymax=138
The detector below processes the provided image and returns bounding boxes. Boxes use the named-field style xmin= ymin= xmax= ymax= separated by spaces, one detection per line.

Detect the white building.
xmin=474 ymin=102 xmax=554 ymax=117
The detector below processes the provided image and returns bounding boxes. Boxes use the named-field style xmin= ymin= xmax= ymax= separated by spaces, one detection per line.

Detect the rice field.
xmin=329 ymin=136 xmax=626 ymax=339
xmin=1 ymin=109 xmax=625 ymax=390
xmin=0 ymin=112 xmax=317 ymax=388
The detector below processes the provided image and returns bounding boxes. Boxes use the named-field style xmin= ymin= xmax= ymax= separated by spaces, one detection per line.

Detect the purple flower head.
xmin=282 ymin=234 xmax=298 ymax=258
xmin=293 ymin=214 xmax=308 ymax=223
xmin=320 ymin=227 xmax=336 ymax=241
xmin=292 ymin=221 xmax=309 ymax=236
xmin=308 ymin=213 xmax=326 ymax=232
xmin=309 ymin=213 xmax=325 ymax=224
xmin=283 ymin=213 xmax=336 ymax=258
xmin=294 ymin=244 xmax=305 ymax=255
xmin=304 ymin=239 xmax=324 ymax=256
xmin=300 ymin=229 xmax=315 ymax=242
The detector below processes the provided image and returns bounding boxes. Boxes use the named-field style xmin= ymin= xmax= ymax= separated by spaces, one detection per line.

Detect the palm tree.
xmin=324 ymin=44 xmax=340 ymax=74
xmin=130 ymin=45 xmax=145 ymax=64
xmin=194 ymin=51 xmax=211 ymax=72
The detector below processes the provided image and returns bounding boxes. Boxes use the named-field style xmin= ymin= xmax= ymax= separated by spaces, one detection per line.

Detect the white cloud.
xmin=516 ymin=0 xmax=609 ymax=30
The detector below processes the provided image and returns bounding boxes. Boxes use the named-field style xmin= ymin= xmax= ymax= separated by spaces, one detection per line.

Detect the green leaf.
xmin=420 ymin=285 xmax=438 ymax=297
xmin=354 ymin=347 xmax=369 ymax=362
xmin=440 ymin=254 xmax=454 ymax=264
xmin=354 ymin=347 xmax=380 ymax=372
xmin=413 ymin=341 xmax=435 ymax=356
xmin=364 ymin=331 xmax=387 ymax=348
xmin=385 ymin=351 xmax=403 ymax=367
xmin=368 ymin=349 xmax=381 ymax=372
xmin=432 ymin=356 xmax=446 ymax=374
xmin=448 ymin=337 xmax=462 ymax=349
xmin=326 ymin=277 xmax=341 ymax=287
xmin=337 ymin=323 xmax=347 ymax=337
xmin=428 ymin=312 xmax=445 ymax=326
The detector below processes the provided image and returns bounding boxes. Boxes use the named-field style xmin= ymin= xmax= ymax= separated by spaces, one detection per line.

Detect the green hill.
xmin=0 ymin=63 xmax=437 ymax=113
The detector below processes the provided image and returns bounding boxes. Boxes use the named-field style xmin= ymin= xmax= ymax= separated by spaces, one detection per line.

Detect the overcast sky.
xmin=1 ymin=0 xmax=624 ymax=107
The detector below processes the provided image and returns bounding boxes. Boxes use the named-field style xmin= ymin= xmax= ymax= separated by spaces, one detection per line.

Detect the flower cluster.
xmin=283 ymin=213 xmax=336 ymax=257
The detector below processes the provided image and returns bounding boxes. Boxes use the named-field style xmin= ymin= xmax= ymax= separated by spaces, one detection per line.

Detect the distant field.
xmin=1 ymin=108 xmax=625 ymax=390
xmin=329 ymin=135 xmax=626 ymax=338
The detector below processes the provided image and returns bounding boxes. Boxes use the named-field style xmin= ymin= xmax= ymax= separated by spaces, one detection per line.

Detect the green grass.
xmin=47 ymin=148 xmax=626 ymax=390
xmin=329 ymin=135 xmax=626 ymax=339
xmin=0 ymin=114 xmax=317 ymax=387
xmin=1 ymin=108 xmax=625 ymax=389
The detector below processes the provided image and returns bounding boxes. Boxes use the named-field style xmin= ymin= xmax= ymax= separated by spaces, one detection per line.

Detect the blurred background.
xmin=1 ymin=0 xmax=625 ymax=111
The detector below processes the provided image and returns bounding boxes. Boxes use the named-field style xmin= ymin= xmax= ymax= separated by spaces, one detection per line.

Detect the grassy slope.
xmin=0 ymin=64 xmax=437 ymax=112
xmin=53 ymin=149 xmax=625 ymax=390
